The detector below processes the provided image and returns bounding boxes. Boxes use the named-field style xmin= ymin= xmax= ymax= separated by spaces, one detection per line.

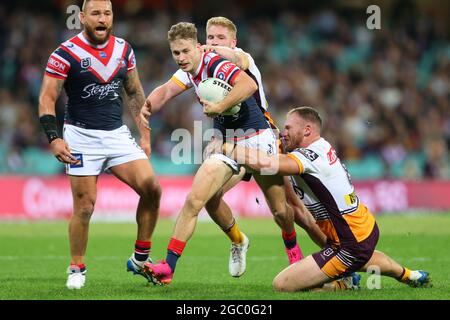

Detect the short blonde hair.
xmin=288 ymin=107 xmax=323 ymax=130
xmin=167 ymin=22 xmax=198 ymax=42
xmin=206 ymin=16 xmax=237 ymax=39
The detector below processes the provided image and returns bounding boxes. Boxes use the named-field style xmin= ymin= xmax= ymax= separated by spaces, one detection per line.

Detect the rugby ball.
xmin=197 ymin=78 xmax=241 ymax=116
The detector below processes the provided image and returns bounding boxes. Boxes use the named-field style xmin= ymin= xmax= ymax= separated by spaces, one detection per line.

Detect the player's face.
xmin=80 ymin=0 xmax=113 ymax=45
xmin=283 ymin=113 xmax=307 ymax=152
xmin=206 ymin=25 xmax=237 ymax=48
xmin=170 ymin=39 xmax=202 ymax=74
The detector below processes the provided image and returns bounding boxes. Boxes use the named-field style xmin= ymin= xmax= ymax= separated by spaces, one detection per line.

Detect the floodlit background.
xmin=0 ymin=0 xmax=449 ymax=219
xmin=0 ymin=0 xmax=449 ymax=301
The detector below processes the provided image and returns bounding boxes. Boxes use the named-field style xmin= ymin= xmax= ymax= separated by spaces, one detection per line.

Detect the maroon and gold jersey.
xmin=288 ymin=137 xmax=376 ymax=247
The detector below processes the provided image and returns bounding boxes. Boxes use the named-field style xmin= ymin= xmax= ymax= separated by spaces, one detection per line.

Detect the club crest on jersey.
xmin=296 ymin=148 xmax=319 ymax=161
xmin=80 ymin=57 xmax=91 ymax=69
xmin=116 ymin=57 xmax=126 ymax=67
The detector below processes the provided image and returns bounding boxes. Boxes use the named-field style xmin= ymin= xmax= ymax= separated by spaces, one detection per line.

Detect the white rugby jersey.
xmin=234 ymin=47 xmax=269 ymax=111
xmin=287 ymin=138 xmax=358 ymax=219
xmin=287 ymin=137 xmax=376 ymax=245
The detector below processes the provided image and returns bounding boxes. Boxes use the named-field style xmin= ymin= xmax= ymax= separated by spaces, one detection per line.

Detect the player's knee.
xmin=184 ymin=193 xmax=205 ymax=215
xmin=272 ymin=275 xmax=291 ymax=292
xmin=271 ymin=209 xmax=288 ymax=222
xmin=140 ymin=179 xmax=162 ymax=205
xmin=74 ymin=204 xmax=95 ymax=223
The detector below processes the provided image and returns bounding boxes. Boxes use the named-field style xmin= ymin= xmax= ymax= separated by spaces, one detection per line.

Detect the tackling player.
xmin=220 ymin=106 xmax=432 ymax=291
xmin=38 ymin=0 xmax=161 ymax=289
xmin=139 ymin=22 xmax=300 ymax=285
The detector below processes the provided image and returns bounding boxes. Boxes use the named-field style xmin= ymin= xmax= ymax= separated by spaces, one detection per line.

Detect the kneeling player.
xmin=221 ymin=106 xmax=432 ymax=292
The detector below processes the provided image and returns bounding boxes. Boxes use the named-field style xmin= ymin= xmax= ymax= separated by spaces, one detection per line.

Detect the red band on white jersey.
xmin=46 ymin=52 xmax=71 ymax=78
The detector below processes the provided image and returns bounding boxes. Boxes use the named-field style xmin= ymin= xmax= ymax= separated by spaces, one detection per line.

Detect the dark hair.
xmin=288 ymin=106 xmax=323 ymax=129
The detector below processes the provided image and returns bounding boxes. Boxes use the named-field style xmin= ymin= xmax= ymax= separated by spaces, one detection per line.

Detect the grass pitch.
xmin=0 ymin=214 xmax=448 ymax=300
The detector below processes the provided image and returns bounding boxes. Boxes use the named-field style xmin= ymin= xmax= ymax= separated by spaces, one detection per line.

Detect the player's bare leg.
xmin=205 ymin=167 xmax=249 ymax=277
xmin=67 ymin=175 xmax=98 ymax=289
xmin=253 ymin=172 xmax=303 ymax=264
xmin=361 ymin=250 xmax=432 ymax=287
xmin=273 ymin=255 xmax=330 ymax=292
xmin=110 ymin=159 xmax=161 ymax=281
xmin=173 ymin=158 xmax=233 ymax=241
xmin=144 ymin=158 xmax=233 ymax=284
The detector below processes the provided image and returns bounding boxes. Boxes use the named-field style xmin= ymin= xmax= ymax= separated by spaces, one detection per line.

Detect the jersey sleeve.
xmin=171 ymin=69 xmax=192 ymax=90
xmin=204 ymin=52 xmax=241 ymax=86
xmin=45 ymin=47 xmax=71 ymax=80
xmin=287 ymin=148 xmax=320 ymax=174
xmin=126 ymin=43 xmax=137 ymax=73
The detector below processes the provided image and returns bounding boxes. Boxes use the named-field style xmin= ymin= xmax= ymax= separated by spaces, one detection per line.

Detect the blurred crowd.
xmin=0 ymin=1 xmax=449 ymax=179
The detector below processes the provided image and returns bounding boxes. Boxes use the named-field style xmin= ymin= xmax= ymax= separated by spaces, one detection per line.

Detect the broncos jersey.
xmin=287 ymin=138 xmax=376 ymax=246
xmin=171 ymin=52 xmax=269 ymax=138
xmin=233 ymin=47 xmax=269 ymax=111
xmin=45 ymin=32 xmax=136 ymax=130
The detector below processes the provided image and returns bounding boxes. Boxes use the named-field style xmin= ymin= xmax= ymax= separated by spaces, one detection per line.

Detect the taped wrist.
xmin=39 ymin=115 xmax=60 ymax=144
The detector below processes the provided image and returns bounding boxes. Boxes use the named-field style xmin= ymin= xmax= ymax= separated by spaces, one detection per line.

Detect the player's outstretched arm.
xmin=123 ymin=68 xmax=151 ymax=156
xmin=222 ymin=142 xmax=300 ymax=176
xmin=140 ymin=79 xmax=186 ymax=127
xmin=38 ymin=75 xmax=78 ymax=164
xmin=284 ymin=178 xmax=327 ymax=247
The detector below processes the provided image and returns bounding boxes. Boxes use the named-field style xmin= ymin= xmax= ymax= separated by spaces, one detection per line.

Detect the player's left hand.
xmin=201 ymin=99 xmax=219 ymax=117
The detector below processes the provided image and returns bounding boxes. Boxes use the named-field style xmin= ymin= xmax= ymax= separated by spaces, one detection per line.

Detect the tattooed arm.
xmin=123 ymin=68 xmax=151 ymax=157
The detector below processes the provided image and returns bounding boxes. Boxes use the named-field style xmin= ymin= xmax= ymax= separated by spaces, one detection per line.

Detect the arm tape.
xmin=39 ymin=115 xmax=60 ymax=144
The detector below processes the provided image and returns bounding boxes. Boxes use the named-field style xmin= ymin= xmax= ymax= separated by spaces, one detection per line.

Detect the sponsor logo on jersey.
xmin=327 ymin=147 xmax=338 ymax=165
xmin=81 ymin=79 xmax=121 ymax=100
xmin=219 ymin=62 xmax=233 ymax=74
xmin=297 ymin=148 xmax=319 ymax=161
xmin=81 ymin=57 xmax=91 ymax=69
xmin=217 ymin=72 xmax=226 ymax=80
xmin=48 ymin=57 xmax=67 ymax=72
xmin=99 ymin=51 xmax=107 ymax=59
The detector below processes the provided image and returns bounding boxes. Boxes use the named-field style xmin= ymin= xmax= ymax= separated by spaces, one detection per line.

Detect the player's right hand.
xmin=140 ymin=99 xmax=152 ymax=129
xmin=50 ymin=138 xmax=79 ymax=164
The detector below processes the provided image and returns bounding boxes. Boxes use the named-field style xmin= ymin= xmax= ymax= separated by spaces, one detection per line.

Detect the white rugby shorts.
xmin=209 ymin=128 xmax=277 ymax=173
xmin=63 ymin=124 xmax=147 ymax=175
